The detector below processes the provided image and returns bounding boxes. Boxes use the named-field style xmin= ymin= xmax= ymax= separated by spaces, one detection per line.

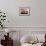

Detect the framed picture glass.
xmin=19 ymin=7 xmax=30 ymax=16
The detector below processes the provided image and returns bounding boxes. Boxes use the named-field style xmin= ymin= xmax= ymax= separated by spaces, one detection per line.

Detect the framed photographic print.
xmin=19 ymin=7 xmax=30 ymax=16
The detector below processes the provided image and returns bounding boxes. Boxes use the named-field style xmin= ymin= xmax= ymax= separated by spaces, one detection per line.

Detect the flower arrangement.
xmin=0 ymin=10 xmax=6 ymax=28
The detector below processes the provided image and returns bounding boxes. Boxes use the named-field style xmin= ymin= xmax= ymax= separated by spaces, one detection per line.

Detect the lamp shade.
xmin=5 ymin=29 xmax=10 ymax=33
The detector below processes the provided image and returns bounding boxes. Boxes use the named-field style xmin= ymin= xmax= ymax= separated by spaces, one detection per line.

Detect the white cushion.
xmin=20 ymin=35 xmax=37 ymax=43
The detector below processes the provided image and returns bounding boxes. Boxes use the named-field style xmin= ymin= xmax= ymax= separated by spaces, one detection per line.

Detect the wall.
xmin=0 ymin=0 xmax=46 ymax=27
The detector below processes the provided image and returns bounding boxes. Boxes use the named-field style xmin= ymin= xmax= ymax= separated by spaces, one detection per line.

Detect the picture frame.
xmin=19 ymin=7 xmax=30 ymax=16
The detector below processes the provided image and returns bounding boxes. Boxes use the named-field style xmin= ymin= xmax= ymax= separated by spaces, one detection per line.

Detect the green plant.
xmin=0 ymin=10 xmax=6 ymax=28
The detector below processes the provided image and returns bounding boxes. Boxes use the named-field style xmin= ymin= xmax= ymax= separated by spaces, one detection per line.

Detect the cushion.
xmin=20 ymin=35 xmax=37 ymax=43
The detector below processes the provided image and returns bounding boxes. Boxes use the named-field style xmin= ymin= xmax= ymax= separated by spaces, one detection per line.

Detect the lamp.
xmin=5 ymin=29 xmax=10 ymax=37
xmin=5 ymin=29 xmax=9 ymax=33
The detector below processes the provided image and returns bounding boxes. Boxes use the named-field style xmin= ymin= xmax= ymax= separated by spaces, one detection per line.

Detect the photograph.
xmin=19 ymin=7 xmax=30 ymax=16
